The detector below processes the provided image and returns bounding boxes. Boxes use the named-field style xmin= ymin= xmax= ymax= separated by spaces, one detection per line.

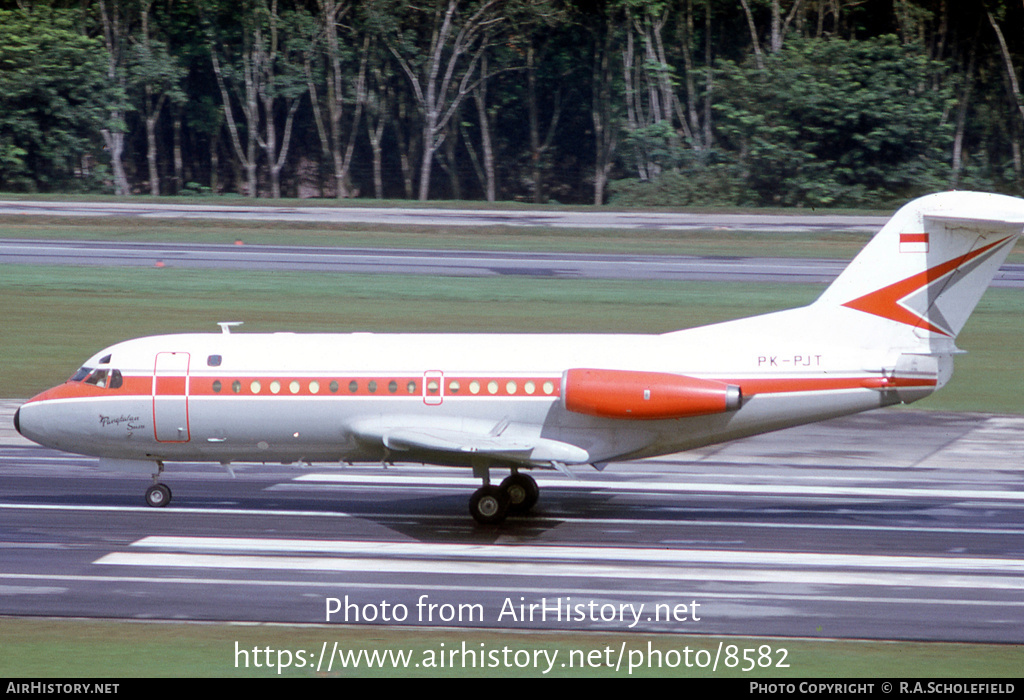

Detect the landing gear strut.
xmin=468 ymin=469 xmax=539 ymax=524
xmin=144 ymin=461 xmax=171 ymax=507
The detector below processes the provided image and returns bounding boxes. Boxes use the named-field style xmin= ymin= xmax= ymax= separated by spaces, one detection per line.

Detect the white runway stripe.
xmin=294 ymin=472 xmax=1024 ymax=501
xmin=129 ymin=536 xmax=1024 ymax=573
xmin=89 ymin=536 xmax=1024 ymax=591
xmin=94 ymin=551 xmax=1024 ymax=591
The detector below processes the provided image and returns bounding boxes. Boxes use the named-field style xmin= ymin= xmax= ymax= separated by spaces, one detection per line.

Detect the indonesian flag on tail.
xmin=899 ymin=232 xmax=929 ymax=253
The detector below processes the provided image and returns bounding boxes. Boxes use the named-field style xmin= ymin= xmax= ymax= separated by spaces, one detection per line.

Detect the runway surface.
xmin=3 ymin=238 xmax=1023 ymax=288
xmin=2 ymin=401 xmax=1022 ymax=643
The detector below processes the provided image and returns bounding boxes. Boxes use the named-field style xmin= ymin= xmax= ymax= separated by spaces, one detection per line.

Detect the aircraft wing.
xmin=383 ymin=428 xmax=536 ymax=460
xmin=349 ymin=419 xmax=590 ymax=466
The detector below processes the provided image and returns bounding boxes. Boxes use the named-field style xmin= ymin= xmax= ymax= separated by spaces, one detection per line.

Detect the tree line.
xmin=2 ymin=0 xmax=1024 ymax=208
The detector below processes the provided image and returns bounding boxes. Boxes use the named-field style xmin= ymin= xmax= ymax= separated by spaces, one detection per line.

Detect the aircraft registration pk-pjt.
xmin=14 ymin=191 xmax=1024 ymax=523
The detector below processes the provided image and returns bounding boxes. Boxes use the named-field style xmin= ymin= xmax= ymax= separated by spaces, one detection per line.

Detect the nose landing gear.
xmin=144 ymin=461 xmax=171 ymax=507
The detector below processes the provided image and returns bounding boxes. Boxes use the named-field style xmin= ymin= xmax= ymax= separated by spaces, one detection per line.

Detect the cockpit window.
xmin=99 ymin=354 xmax=112 ymax=365
xmin=77 ymin=368 xmax=123 ymax=389
xmin=84 ymin=369 xmax=109 ymax=387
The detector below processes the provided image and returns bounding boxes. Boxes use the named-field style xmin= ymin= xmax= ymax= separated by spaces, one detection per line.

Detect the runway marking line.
xmin=76 ymin=535 xmax=1024 ymax=592
xmin=293 ymin=472 xmax=1024 ymax=501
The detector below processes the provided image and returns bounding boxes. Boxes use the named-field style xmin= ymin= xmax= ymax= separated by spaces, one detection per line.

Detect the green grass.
xmin=1 ymin=618 xmax=1020 ymax=677
xmin=2 ymin=264 xmax=1020 ymax=413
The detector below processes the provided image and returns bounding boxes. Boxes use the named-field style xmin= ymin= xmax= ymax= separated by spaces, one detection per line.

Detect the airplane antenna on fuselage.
xmin=217 ymin=321 xmax=244 ymax=335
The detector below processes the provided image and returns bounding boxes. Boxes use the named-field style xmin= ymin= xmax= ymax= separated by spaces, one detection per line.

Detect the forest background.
xmin=3 ymin=0 xmax=1024 ymax=209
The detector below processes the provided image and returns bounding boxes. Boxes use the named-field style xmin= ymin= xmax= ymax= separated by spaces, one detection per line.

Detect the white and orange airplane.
xmin=14 ymin=191 xmax=1023 ymax=523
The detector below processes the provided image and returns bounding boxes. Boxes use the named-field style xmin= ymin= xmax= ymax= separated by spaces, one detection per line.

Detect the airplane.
xmin=13 ymin=191 xmax=1024 ymax=524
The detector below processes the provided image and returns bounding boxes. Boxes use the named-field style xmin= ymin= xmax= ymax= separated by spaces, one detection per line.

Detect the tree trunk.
xmin=98 ymin=0 xmax=130 ymax=196
xmin=473 ymin=52 xmax=495 ymax=202
xmin=951 ymin=42 xmax=976 ymax=187
xmin=703 ymin=0 xmax=713 ymax=151
xmin=384 ymin=0 xmax=497 ymax=201
xmin=418 ymin=121 xmax=436 ymax=201
xmin=395 ymin=93 xmax=417 ymax=199
xmin=172 ymin=111 xmax=183 ymax=194
xmin=527 ymin=44 xmax=542 ymax=202
xmin=738 ymin=0 xmax=765 ymax=70
xmin=101 ymin=129 xmax=129 ymax=196
xmin=146 ymin=109 xmax=161 ymax=195
xmin=592 ymin=14 xmax=616 ymax=204
xmin=210 ymin=47 xmax=258 ymax=197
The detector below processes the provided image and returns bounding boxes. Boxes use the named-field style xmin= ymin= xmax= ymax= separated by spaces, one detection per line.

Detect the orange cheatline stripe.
xmin=28 ymin=373 xmax=934 ymax=404
xmin=730 ymin=376 xmax=936 ymax=395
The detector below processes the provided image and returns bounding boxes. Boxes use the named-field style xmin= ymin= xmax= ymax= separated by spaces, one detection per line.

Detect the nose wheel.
xmin=145 ymin=483 xmax=172 ymax=508
xmin=468 ymin=471 xmax=539 ymax=524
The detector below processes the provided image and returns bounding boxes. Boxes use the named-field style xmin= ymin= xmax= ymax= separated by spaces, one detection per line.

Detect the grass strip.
xmin=1 ymin=618 xmax=1020 ymax=678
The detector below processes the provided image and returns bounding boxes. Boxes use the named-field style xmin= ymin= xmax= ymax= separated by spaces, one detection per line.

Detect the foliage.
xmin=608 ymin=152 xmax=745 ymax=207
xmin=0 ymin=8 xmax=117 ymax=192
xmin=2 ymin=1 xmax=1024 ymax=206
xmin=712 ymin=36 xmax=955 ymax=208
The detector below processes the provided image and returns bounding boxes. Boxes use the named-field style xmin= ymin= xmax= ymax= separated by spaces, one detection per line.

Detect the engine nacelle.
xmin=562 ymin=368 xmax=742 ymax=420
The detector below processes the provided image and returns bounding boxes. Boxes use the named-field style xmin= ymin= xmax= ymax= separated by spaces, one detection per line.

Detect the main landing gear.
xmin=468 ymin=469 xmax=539 ymax=525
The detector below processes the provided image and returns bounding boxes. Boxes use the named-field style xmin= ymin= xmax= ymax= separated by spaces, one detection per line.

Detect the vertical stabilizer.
xmin=814 ymin=191 xmax=1023 ymax=353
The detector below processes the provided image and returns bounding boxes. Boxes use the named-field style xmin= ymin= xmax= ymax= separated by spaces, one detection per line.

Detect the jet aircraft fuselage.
xmin=15 ymin=191 xmax=1023 ymax=523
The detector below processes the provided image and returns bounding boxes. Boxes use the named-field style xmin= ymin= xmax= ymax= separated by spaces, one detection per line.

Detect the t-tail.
xmin=813 ymin=191 xmax=1023 ymax=398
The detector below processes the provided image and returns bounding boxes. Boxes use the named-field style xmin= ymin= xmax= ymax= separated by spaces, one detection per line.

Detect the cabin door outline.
xmin=153 ymin=352 xmax=191 ymax=442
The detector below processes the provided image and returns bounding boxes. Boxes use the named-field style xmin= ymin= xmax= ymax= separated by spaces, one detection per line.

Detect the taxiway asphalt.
xmin=0 ymin=200 xmax=889 ymax=231
xmin=2 ymin=402 xmax=1022 ymax=644
xmin=2 ymin=238 xmax=1023 ymax=288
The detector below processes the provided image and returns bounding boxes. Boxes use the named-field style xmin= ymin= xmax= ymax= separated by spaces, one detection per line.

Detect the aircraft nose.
xmin=13 ymin=407 xmax=21 ymax=436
